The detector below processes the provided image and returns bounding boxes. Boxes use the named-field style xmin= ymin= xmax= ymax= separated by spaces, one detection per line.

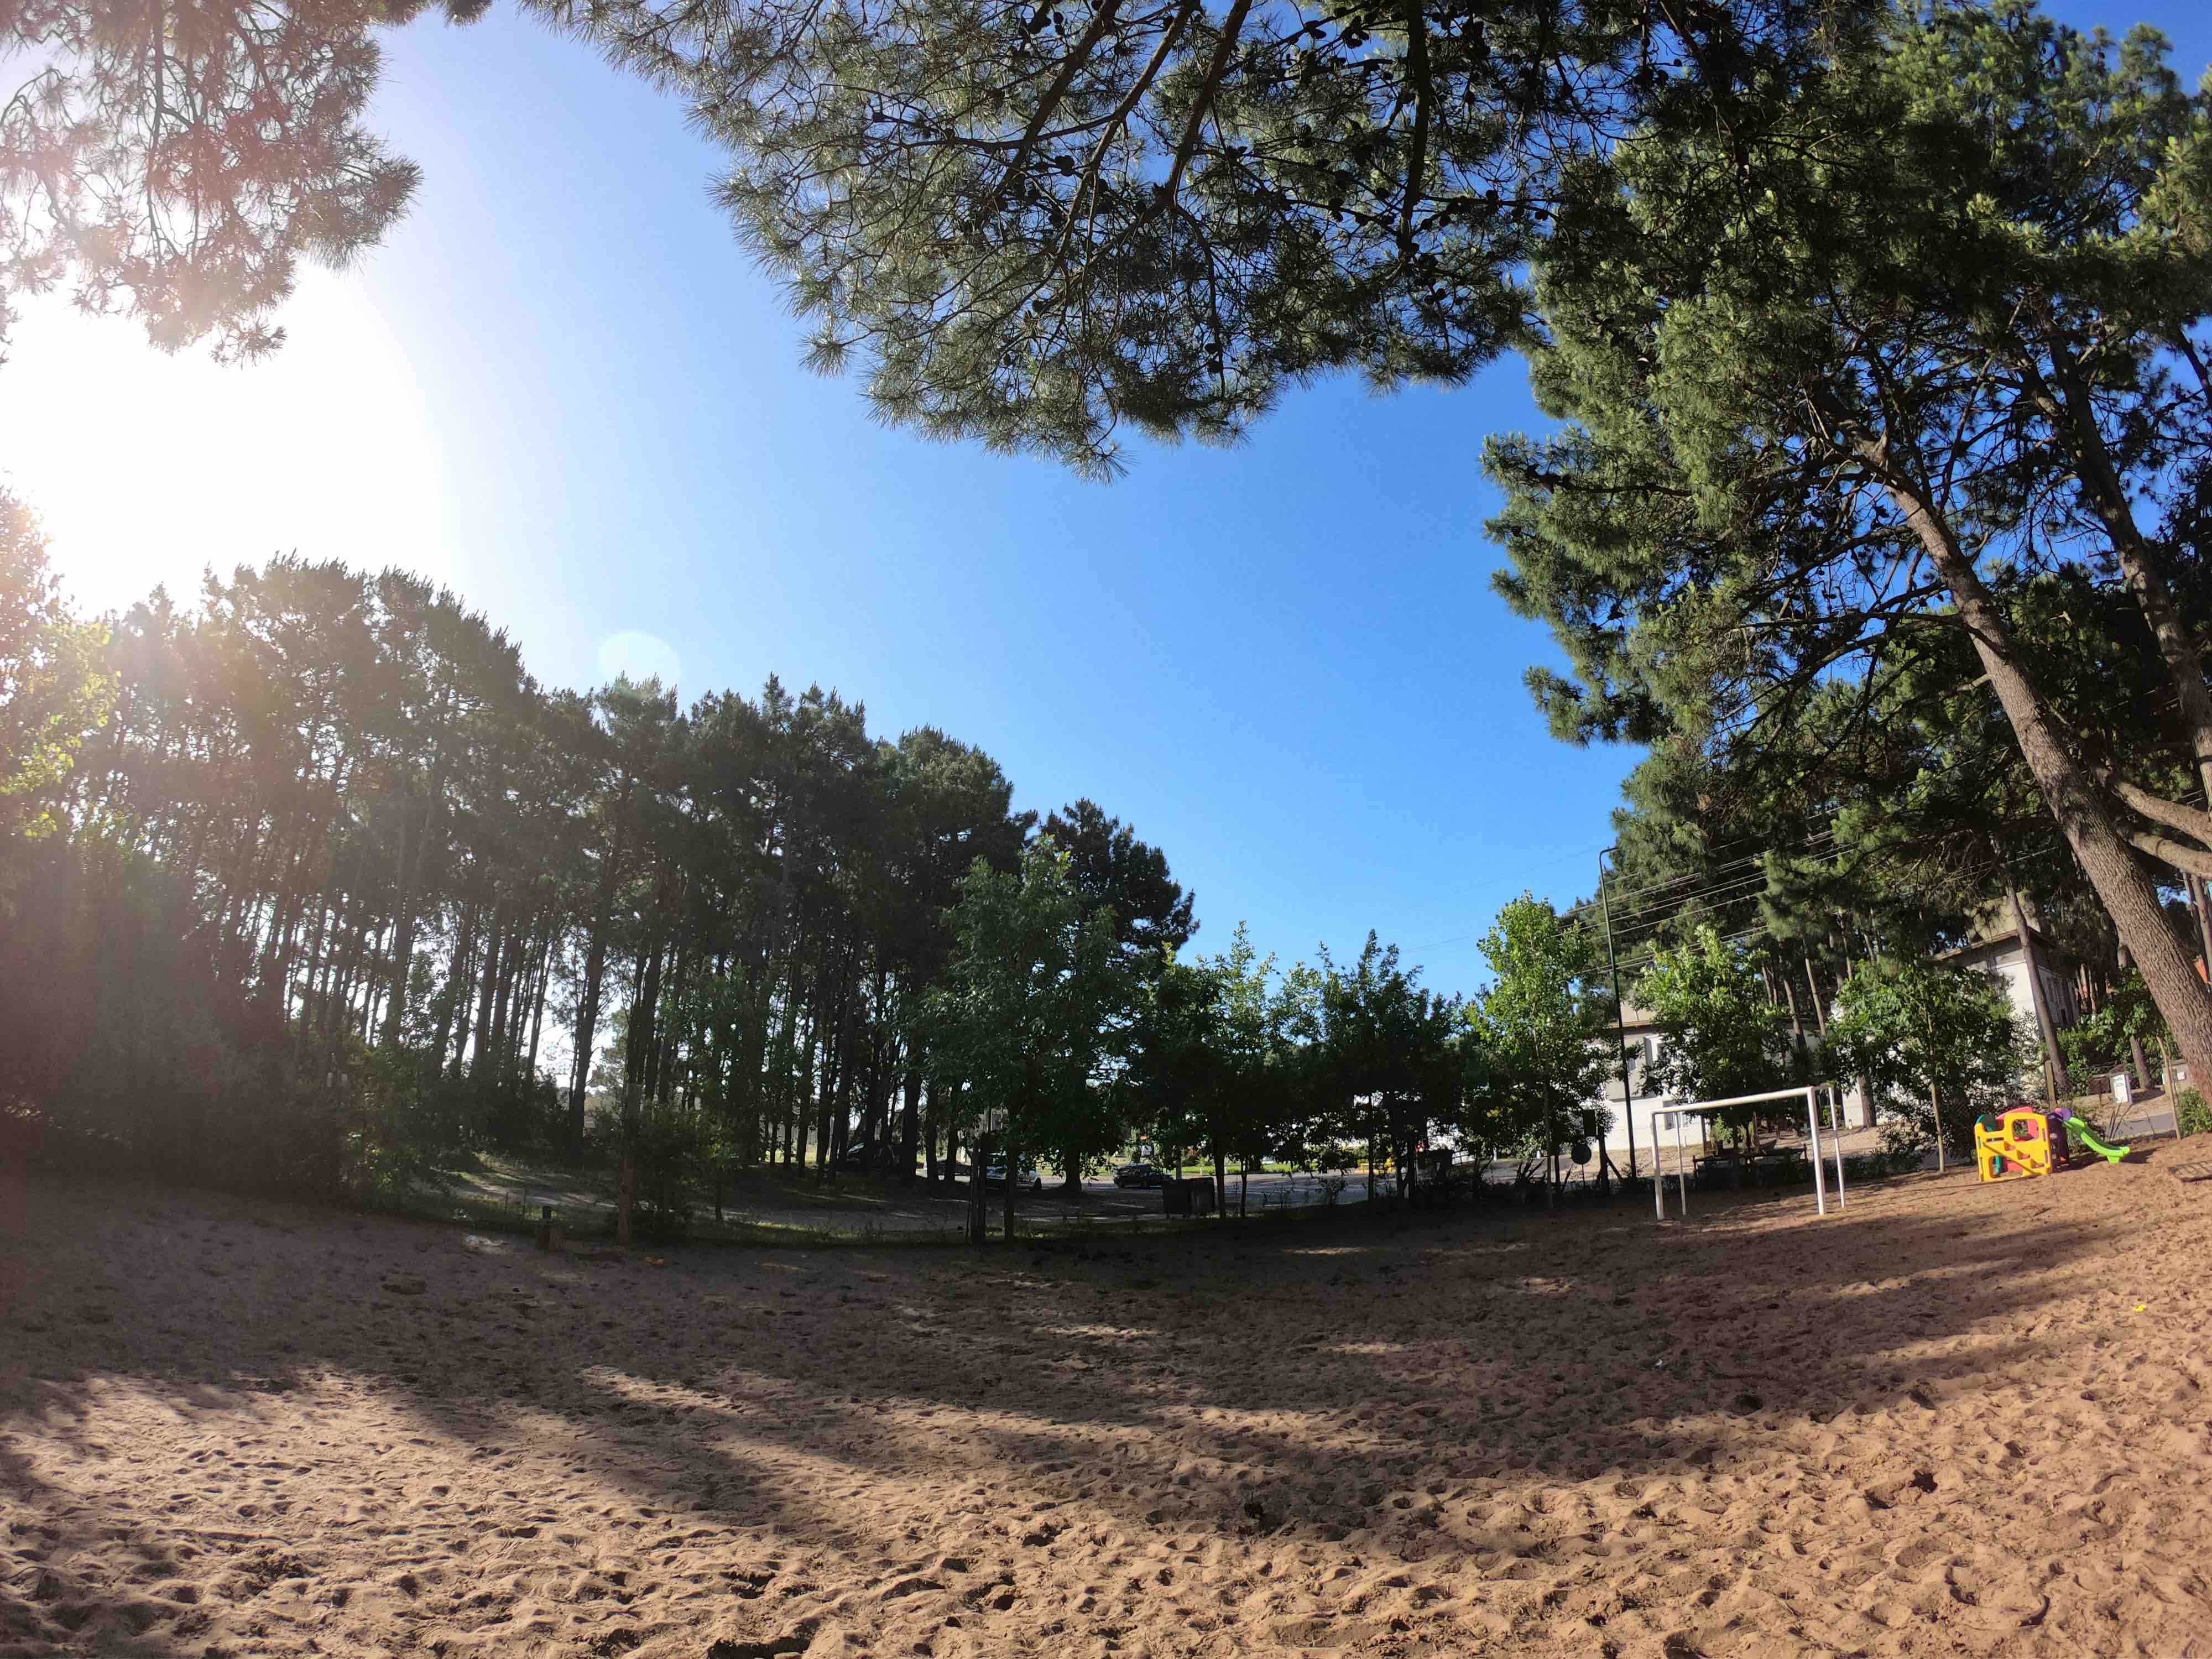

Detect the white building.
xmin=1589 ymin=1001 xmax=1689 ymax=1166
xmin=1934 ymin=923 xmax=2081 ymax=1034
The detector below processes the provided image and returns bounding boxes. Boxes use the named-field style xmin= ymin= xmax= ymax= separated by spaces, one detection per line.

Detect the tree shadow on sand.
xmin=5 ymin=1162 xmax=2208 ymax=1656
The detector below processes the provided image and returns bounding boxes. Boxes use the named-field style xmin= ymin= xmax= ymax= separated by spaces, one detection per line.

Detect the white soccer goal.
xmin=1648 ymin=1084 xmax=1850 ymax=1222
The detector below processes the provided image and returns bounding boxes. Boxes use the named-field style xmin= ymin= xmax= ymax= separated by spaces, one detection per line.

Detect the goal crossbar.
xmin=1648 ymin=1084 xmax=1849 ymax=1222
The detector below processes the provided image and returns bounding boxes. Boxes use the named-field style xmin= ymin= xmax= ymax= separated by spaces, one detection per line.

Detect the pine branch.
xmin=1397 ymin=0 xmax=1430 ymax=254
xmin=2125 ymin=827 xmax=2212 ymax=880
xmin=1159 ymin=0 xmax=1254 ymax=213
xmin=989 ymin=0 xmax=1124 ymax=214
xmin=2105 ymin=775 xmax=2212 ymax=849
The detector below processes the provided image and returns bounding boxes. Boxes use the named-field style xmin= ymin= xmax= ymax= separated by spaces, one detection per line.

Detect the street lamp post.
xmin=1599 ymin=847 xmax=1639 ymax=1182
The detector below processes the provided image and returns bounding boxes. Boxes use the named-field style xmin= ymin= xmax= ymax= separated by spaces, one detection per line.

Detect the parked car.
xmin=1112 ymin=1162 xmax=1167 ymax=1188
xmin=836 ymin=1141 xmax=900 ymax=1173
xmin=984 ymin=1158 xmax=1044 ymax=1193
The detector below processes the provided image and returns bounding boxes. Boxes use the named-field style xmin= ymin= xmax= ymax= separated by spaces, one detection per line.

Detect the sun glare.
xmin=0 ymin=276 xmax=453 ymax=617
xmin=597 ymin=629 xmax=683 ymax=691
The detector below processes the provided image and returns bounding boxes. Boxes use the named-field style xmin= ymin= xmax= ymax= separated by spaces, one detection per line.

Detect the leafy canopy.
xmin=2 ymin=0 xmax=490 ymax=359
xmin=0 ymin=492 xmax=114 ymax=844
xmin=921 ymin=835 xmax=1133 ymax=1159
xmin=1634 ymin=926 xmax=1789 ymax=1104
xmin=1467 ymin=894 xmax=1604 ymax=1152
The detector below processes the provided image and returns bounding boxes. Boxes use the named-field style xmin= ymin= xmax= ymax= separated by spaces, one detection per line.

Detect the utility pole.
xmin=1599 ymin=848 xmax=1639 ymax=1182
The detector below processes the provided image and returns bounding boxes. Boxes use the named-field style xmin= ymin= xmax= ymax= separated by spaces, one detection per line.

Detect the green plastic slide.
xmin=2063 ymin=1117 xmax=2130 ymax=1164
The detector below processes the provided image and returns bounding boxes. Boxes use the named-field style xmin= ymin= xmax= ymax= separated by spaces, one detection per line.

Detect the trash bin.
xmin=1162 ymin=1177 xmax=1217 ymax=1217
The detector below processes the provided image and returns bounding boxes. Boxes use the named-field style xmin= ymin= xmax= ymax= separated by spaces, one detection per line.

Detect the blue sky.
xmin=7 ymin=0 xmax=2207 ymax=999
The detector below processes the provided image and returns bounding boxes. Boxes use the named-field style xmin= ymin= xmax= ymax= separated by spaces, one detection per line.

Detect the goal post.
xmin=1647 ymin=1084 xmax=1849 ymax=1222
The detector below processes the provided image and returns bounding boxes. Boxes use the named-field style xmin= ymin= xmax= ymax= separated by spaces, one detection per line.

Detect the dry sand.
xmin=6 ymin=1150 xmax=2212 ymax=1659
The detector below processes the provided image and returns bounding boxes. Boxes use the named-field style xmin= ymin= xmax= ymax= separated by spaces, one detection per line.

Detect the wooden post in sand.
xmin=968 ymin=1133 xmax=991 ymax=1246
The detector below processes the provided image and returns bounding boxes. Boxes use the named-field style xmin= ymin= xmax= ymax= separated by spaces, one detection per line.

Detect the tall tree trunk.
xmin=625 ymin=938 xmax=667 ymax=1126
xmin=431 ymin=906 xmax=476 ymax=1073
xmin=470 ymin=915 xmax=504 ymax=1079
xmin=816 ymin=985 xmax=846 ymax=1179
xmin=1878 ymin=462 xmax=2212 ymax=1091
xmin=524 ymin=932 xmax=552 ymax=1081
xmin=499 ymin=928 xmax=532 ymax=1076
xmin=966 ymin=1126 xmax=987 ymax=1244
xmin=1802 ymin=956 xmax=1830 ymax=1038
xmin=567 ymin=868 xmax=623 ymax=1145
xmin=483 ymin=921 xmax=515 ymax=1084
xmin=450 ymin=922 xmax=487 ymax=1081
xmin=2189 ymin=873 xmax=2212 ymax=979
xmin=568 ymin=930 xmax=609 ymax=1145
xmin=646 ymin=944 xmax=686 ymax=1108
xmin=900 ymin=1061 xmax=922 ymax=1181
xmin=380 ymin=780 xmax=445 ymax=1050
xmin=1778 ymin=969 xmax=1804 ymax=1044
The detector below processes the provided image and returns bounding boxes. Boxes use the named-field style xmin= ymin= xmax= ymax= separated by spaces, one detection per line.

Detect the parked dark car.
xmin=984 ymin=1159 xmax=1044 ymax=1193
xmin=1112 ymin=1162 xmax=1167 ymax=1188
xmin=836 ymin=1141 xmax=900 ymax=1173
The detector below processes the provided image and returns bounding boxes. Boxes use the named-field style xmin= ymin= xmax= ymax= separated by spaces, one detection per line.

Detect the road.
xmin=1075 ymin=1171 xmax=1379 ymax=1208
xmin=2106 ymin=1099 xmax=2180 ymax=1142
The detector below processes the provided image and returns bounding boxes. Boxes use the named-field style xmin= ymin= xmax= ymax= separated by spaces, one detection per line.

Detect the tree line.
xmin=0 ymin=519 xmax=1125 ymax=1209
xmin=2 ymin=507 xmax=1656 ymax=1229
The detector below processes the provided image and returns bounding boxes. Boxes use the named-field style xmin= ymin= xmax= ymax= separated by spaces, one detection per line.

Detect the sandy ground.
xmin=6 ymin=1149 xmax=2212 ymax=1659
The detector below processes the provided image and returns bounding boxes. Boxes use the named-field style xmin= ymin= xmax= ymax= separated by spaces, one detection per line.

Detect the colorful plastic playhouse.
xmin=1975 ymin=1107 xmax=2058 ymax=1183
xmin=1973 ymin=1105 xmax=2132 ymax=1181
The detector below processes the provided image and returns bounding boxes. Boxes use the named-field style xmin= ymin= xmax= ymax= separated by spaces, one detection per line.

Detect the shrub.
xmin=623 ymin=1113 xmax=706 ymax=1243
xmin=342 ymin=1048 xmax=456 ymax=1212
xmin=2178 ymin=1088 xmax=2211 ymax=1139
xmin=1843 ymin=1149 xmax=1916 ymax=1182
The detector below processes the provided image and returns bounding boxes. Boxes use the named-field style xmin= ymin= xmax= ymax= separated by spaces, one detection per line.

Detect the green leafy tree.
xmin=1635 ymin=927 xmax=1791 ymax=1116
xmin=1126 ymin=957 xmax=1226 ymax=1188
xmin=922 ymin=837 xmax=1131 ymax=1238
xmin=1308 ymin=933 xmax=1465 ymax=1209
xmin=0 ymin=491 xmax=114 ymax=847
xmin=1467 ymin=895 xmax=1605 ymax=1193
xmin=1204 ymin=924 xmax=1289 ymax=1213
xmin=1 ymin=512 xmax=1169 ymax=1216
xmin=1827 ymin=957 xmax=2030 ymax=1155
xmin=1042 ymin=799 xmax=1196 ymax=971
xmin=1264 ymin=959 xmax=1345 ymax=1183
xmin=2056 ymin=969 xmax=2167 ymax=1087
xmin=15 ymin=0 xmax=1884 ymax=457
